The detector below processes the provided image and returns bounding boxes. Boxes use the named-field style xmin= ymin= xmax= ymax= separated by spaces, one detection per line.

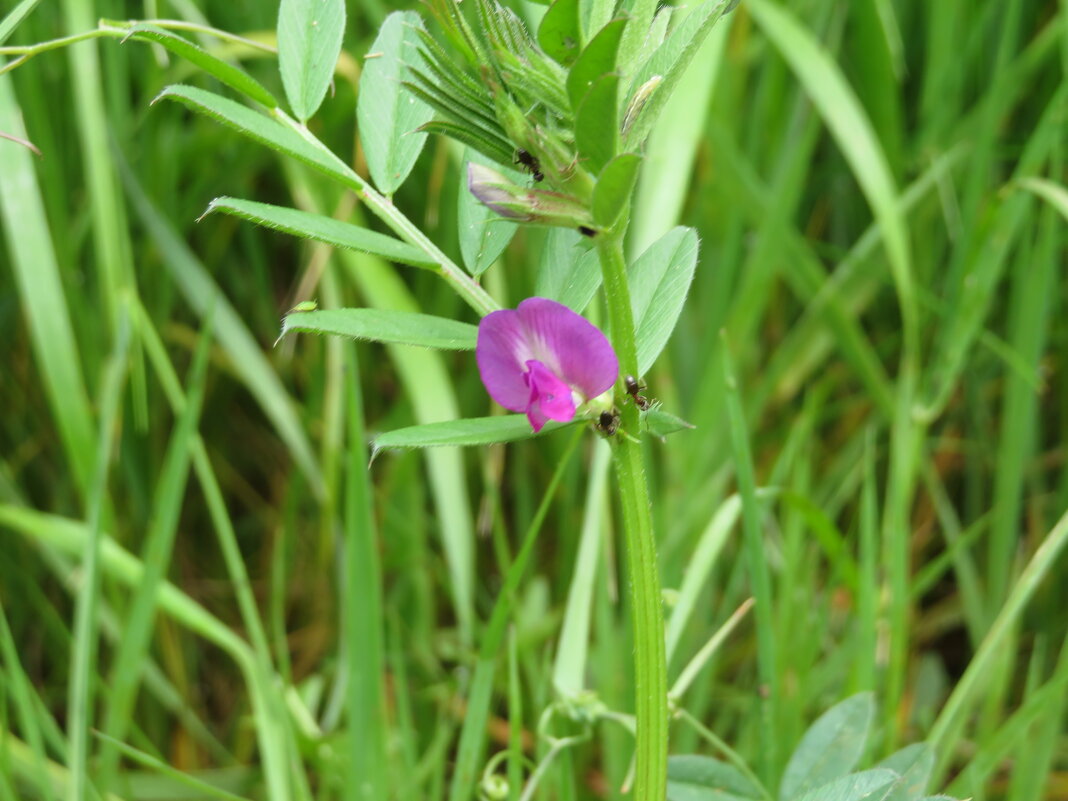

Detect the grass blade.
xmin=1017 ymin=176 xmax=1068 ymax=222
xmin=928 ymin=505 xmax=1068 ymax=780
xmin=722 ymin=333 xmax=778 ymax=781
xmin=343 ymin=346 xmax=388 ymax=801
xmin=0 ymin=75 xmax=95 ymax=497
xmin=92 ymin=732 xmax=252 ymax=801
xmin=67 ymin=320 xmax=129 ymax=801
xmin=0 ymin=505 xmax=294 ymax=801
xmin=96 ymin=317 xmax=213 ymax=789
xmin=552 ymin=440 xmax=611 ymax=696
xmin=0 ymin=0 xmax=42 ymax=45
xmin=745 ymin=0 xmax=913 ymax=339
xmin=0 ymin=603 xmax=57 ymax=801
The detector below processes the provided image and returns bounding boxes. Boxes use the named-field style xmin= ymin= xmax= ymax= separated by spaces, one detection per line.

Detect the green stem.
xmin=595 ymin=232 xmax=668 ymax=801
xmin=272 ymin=110 xmax=500 ymax=318
xmin=100 ymin=18 xmax=278 ymax=53
xmin=674 ymin=708 xmax=772 ymax=801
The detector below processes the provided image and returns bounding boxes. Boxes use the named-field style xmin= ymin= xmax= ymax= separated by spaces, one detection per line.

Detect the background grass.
xmin=1 ymin=1 xmax=1066 ymax=800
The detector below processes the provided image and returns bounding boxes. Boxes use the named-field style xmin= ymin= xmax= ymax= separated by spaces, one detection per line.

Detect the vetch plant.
xmin=69 ymin=0 xmax=735 ymax=792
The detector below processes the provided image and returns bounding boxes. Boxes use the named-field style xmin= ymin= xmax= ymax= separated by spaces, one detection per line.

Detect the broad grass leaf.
xmin=204 ymin=197 xmax=433 ymax=269
xmin=790 ymin=770 xmax=898 ymax=801
xmin=282 ymin=308 xmax=477 ymax=350
xmin=358 ymin=11 xmax=435 ymax=194
xmin=534 ymin=228 xmax=601 ymax=313
xmin=538 ymin=0 xmax=582 ymax=66
xmin=567 ymin=17 xmax=626 ymax=109
xmin=122 ymin=24 xmax=277 ymax=108
xmin=666 ymin=755 xmax=763 ymax=801
xmin=745 ymin=0 xmax=912 ymax=338
xmin=154 ymin=85 xmax=362 ymax=190
xmin=876 ymin=744 xmax=934 ymax=801
xmin=372 ymin=416 xmax=569 ymax=457
xmin=0 ymin=74 xmax=95 ymax=494
xmin=780 ymin=693 xmax=876 ymax=800
xmin=277 ymin=0 xmax=345 ymax=121
xmin=629 ymin=226 xmax=700 ymax=374
xmin=552 ymin=440 xmax=610 ymax=696
xmin=457 ymin=149 xmax=520 ymax=276
xmin=665 ymin=496 xmax=742 ymax=660
xmin=593 ymin=153 xmax=642 ymax=228
xmin=575 ymin=73 xmax=619 ymax=173
xmin=622 ymin=0 xmax=734 ymax=149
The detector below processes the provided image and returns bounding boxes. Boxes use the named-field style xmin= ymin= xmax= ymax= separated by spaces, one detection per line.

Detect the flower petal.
xmin=477 ymin=298 xmax=619 ymax=428
xmin=476 ymin=308 xmax=531 ymax=412
xmin=525 ymin=359 xmax=576 ymax=431
xmin=516 ymin=298 xmax=618 ymax=400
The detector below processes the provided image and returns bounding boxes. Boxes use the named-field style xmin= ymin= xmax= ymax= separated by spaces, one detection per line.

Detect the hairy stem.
xmin=272 ymin=109 xmax=500 ymax=318
xmin=596 ymin=231 xmax=668 ymax=801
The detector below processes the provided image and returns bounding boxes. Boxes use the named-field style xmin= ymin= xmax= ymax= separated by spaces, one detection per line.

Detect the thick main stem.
xmin=596 ymin=232 xmax=668 ymax=801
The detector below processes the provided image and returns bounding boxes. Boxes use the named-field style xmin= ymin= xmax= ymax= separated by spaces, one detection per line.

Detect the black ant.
xmin=596 ymin=409 xmax=620 ymax=436
xmin=624 ymin=375 xmax=650 ymax=410
xmin=514 ymin=148 xmax=544 ymax=182
xmin=577 ymin=225 xmax=597 ymax=238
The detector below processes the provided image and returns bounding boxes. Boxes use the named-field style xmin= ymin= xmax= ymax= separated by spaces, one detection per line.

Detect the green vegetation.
xmin=1 ymin=1 xmax=1065 ymax=800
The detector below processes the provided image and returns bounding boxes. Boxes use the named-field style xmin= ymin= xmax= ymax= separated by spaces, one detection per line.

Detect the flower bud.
xmin=467 ymin=163 xmax=593 ymax=230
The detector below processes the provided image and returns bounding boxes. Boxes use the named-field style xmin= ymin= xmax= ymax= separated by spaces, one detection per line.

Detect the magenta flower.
xmin=477 ymin=298 xmax=619 ymax=432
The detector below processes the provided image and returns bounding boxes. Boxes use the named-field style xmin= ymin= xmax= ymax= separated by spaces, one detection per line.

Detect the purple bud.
xmin=467 ymin=163 xmax=530 ymax=219
xmin=466 ymin=163 xmax=594 ymax=230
